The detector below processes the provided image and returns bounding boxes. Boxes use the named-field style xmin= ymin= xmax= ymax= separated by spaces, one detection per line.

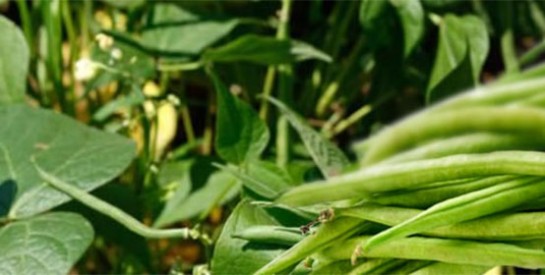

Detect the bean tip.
xmin=351 ymin=245 xmax=363 ymax=265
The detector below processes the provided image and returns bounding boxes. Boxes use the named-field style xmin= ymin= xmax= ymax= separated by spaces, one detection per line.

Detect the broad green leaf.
xmin=0 ymin=16 xmax=29 ymax=104
xmin=211 ymin=70 xmax=269 ymax=164
xmin=141 ymin=4 xmax=238 ymax=55
xmin=217 ymin=161 xmax=293 ymax=199
xmin=268 ymin=97 xmax=349 ymax=178
xmin=0 ymin=105 xmax=135 ymax=218
xmin=204 ymin=35 xmax=293 ymax=65
xmin=426 ymin=14 xmax=489 ymax=103
xmin=211 ymin=200 xmax=285 ymax=274
xmin=0 ymin=212 xmax=94 ymax=274
xmin=154 ymin=170 xmax=240 ymax=227
xmin=390 ymin=0 xmax=424 ymax=57
xmin=462 ymin=16 xmax=489 ymax=81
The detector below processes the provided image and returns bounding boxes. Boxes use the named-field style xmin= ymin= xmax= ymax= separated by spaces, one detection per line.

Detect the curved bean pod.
xmin=372 ymin=175 xmax=515 ymax=208
xmin=277 ymin=151 xmax=545 ymax=206
xmin=409 ymin=262 xmax=491 ymax=275
xmin=353 ymin=77 xmax=545 ymax=161
xmin=365 ymin=177 xmax=545 ymax=251
xmin=382 ymin=133 xmax=545 ymax=164
xmin=339 ymin=203 xmax=545 ymax=241
xmin=321 ymin=235 xmax=545 ymax=268
xmin=362 ymin=107 xmax=545 ymax=165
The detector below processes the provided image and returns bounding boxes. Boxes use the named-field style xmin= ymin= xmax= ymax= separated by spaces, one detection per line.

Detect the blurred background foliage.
xmin=3 ymin=0 xmax=545 ymax=273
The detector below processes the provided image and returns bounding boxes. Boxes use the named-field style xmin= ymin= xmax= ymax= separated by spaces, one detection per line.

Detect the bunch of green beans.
xmin=248 ymin=77 xmax=545 ymax=274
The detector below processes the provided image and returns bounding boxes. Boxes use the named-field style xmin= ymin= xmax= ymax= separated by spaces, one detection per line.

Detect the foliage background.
xmin=2 ymin=0 xmax=545 ymax=273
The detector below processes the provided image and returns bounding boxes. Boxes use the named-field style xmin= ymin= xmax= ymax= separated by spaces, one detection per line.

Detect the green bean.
xmin=276 ymin=151 xmax=545 ymax=206
xmin=372 ymin=176 xmax=515 ymax=208
xmin=321 ymin=235 xmax=545 ymax=268
xmin=34 ymin=162 xmax=199 ymax=239
xmin=432 ymin=77 xmax=545 ymax=110
xmin=362 ymin=107 xmax=545 ymax=165
xmin=365 ymin=177 xmax=545 ymax=251
xmin=382 ymin=133 xmax=545 ymax=164
xmin=352 ymin=77 xmax=545 ymax=160
xmin=232 ymin=225 xmax=303 ymax=246
xmin=339 ymin=203 xmax=545 ymax=241
xmin=510 ymin=92 xmax=545 ymax=107
xmin=384 ymin=260 xmax=433 ymax=275
xmin=309 ymin=260 xmax=355 ymax=275
xmin=348 ymin=258 xmax=405 ymax=275
xmin=254 ymin=217 xmax=367 ymax=274
xmin=409 ymin=262 xmax=491 ymax=275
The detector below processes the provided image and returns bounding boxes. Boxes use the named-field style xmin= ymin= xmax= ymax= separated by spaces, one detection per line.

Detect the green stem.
xmin=62 ymin=0 xmax=77 ymax=113
xmin=500 ymin=2 xmax=519 ymax=74
xmin=520 ymin=39 xmax=545 ymax=66
xmin=157 ymin=61 xmax=204 ymax=72
xmin=15 ymin=0 xmax=34 ymax=53
xmin=33 ymin=160 xmax=198 ymax=239
xmin=259 ymin=68 xmax=276 ymax=120
xmin=275 ymin=0 xmax=294 ymax=167
xmin=501 ymin=29 xmax=519 ymax=74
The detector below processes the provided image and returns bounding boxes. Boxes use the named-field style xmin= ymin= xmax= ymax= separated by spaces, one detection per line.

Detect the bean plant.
xmin=2 ymin=0 xmax=545 ymax=274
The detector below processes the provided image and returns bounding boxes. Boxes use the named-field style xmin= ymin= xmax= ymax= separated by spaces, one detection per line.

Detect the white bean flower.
xmin=74 ymin=58 xmax=99 ymax=81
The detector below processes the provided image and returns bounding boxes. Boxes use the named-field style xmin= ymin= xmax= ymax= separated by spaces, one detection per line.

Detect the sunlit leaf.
xmin=390 ymin=0 xmax=424 ymax=57
xmin=426 ymin=14 xmax=489 ymax=103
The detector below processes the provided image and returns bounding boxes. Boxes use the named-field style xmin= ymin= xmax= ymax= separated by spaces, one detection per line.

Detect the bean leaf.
xmin=211 ymin=70 xmax=269 ymax=164
xmin=141 ymin=4 xmax=238 ymax=56
xmin=390 ymin=0 xmax=424 ymax=57
xmin=268 ymin=97 xmax=349 ymax=178
xmin=0 ymin=16 xmax=29 ymax=104
xmin=204 ymin=35 xmax=332 ymax=65
xmin=0 ymin=212 xmax=94 ymax=274
xmin=426 ymin=14 xmax=489 ymax=103
xmin=211 ymin=200 xmax=285 ymax=274
xmin=204 ymin=35 xmax=293 ymax=65
xmin=0 ymin=105 xmax=135 ymax=218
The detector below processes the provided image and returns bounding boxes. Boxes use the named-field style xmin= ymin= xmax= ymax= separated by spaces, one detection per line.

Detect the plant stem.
xmin=157 ymin=61 xmax=204 ymax=72
xmin=520 ymin=39 xmax=545 ymax=66
xmin=62 ymin=0 xmax=77 ymax=113
xmin=15 ymin=0 xmax=33 ymax=53
xmin=500 ymin=2 xmax=519 ymax=74
xmin=275 ymin=0 xmax=293 ymax=167
xmin=259 ymin=68 xmax=276 ymax=120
